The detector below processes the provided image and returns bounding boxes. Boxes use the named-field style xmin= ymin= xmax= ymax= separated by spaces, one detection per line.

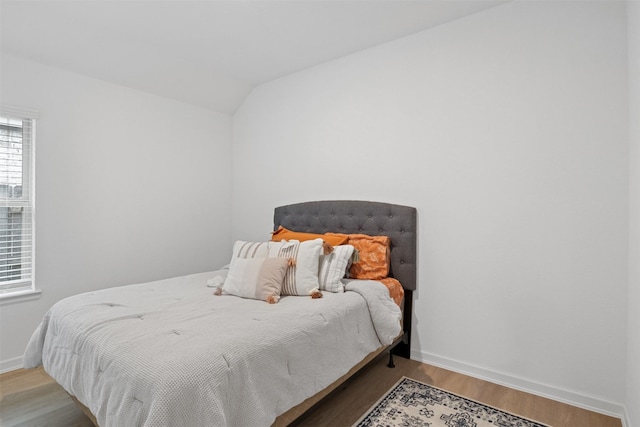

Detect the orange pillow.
xmin=327 ymin=233 xmax=390 ymax=280
xmin=272 ymin=226 xmax=349 ymax=246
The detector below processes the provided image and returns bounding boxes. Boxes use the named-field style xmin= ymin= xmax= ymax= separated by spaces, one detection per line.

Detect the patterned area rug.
xmin=353 ymin=377 xmax=550 ymax=427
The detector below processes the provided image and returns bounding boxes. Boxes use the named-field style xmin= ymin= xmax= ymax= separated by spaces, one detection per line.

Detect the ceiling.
xmin=0 ymin=0 xmax=507 ymax=114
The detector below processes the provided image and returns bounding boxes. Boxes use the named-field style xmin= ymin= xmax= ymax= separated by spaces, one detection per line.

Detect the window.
xmin=0 ymin=106 xmax=36 ymax=296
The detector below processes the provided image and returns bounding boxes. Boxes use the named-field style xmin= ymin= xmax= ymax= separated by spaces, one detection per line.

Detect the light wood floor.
xmin=0 ymin=355 xmax=622 ymax=427
xmin=295 ymin=355 xmax=622 ymax=427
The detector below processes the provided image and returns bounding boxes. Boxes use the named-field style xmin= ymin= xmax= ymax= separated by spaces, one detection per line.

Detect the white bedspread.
xmin=24 ymin=271 xmax=401 ymax=427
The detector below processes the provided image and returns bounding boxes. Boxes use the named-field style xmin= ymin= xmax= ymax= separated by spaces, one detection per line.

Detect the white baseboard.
xmin=0 ymin=356 xmax=23 ymax=374
xmin=622 ymin=407 xmax=633 ymax=427
xmin=412 ymin=349 xmax=628 ymax=425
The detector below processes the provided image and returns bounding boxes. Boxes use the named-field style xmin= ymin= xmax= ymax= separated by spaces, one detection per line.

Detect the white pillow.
xmin=231 ymin=240 xmax=271 ymax=260
xmin=269 ymin=239 xmax=323 ymax=296
xmin=229 ymin=240 xmax=285 ymax=273
xmin=222 ymin=257 xmax=289 ymax=304
xmin=318 ymin=245 xmax=355 ymax=293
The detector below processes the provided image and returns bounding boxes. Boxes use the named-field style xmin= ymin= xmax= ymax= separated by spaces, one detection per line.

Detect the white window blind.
xmin=0 ymin=106 xmax=36 ymax=295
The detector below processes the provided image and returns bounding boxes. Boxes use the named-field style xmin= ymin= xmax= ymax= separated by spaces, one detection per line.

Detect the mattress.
xmin=24 ymin=270 xmax=401 ymax=426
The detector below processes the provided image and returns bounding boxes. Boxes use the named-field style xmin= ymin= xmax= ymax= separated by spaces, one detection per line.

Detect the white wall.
xmin=627 ymin=1 xmax=640 ymax=426
xmin=0 ymin=54 xmax=233 ymax=371
xmin=233 ymin=0 xmax=628 ymax=416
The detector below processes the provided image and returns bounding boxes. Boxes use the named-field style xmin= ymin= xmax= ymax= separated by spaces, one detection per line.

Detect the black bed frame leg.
xmin=387 ymin=351 xmax=395 ymax=368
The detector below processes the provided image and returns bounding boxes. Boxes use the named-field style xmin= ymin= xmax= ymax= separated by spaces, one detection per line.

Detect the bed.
xmin=23 ymin=200 xmax=417 ymax=426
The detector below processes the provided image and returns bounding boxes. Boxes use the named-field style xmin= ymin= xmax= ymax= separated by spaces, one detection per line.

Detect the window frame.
xmin=0 ymin=105 xmax=39 ymax=303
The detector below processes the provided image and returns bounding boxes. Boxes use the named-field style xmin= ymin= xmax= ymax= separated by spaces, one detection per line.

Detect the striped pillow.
xmin=231 ymin=240 xmax=271 ymax=259
xmin=269 ymin=239 xmax=323 ymax=296
xmin=318 ymin=245 xmax=355 ymax=293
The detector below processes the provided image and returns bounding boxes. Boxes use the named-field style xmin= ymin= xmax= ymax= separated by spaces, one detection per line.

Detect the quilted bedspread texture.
xmin=24 ymin=270 xmax=401 ymax=426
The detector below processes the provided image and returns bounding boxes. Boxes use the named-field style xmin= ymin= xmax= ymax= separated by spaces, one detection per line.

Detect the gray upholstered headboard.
xmin=273 ymin=200 xmax=417 ymax=291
